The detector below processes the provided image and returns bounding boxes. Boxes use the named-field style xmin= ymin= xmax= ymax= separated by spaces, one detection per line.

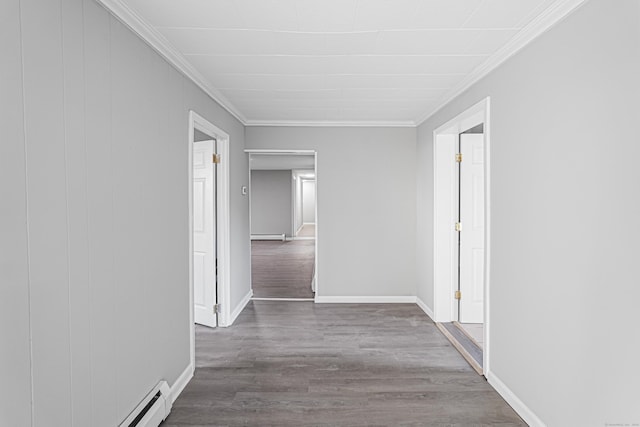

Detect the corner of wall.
xmin=226 ymin=289 xmax=253 ymax=327
xmin=169 ymin=364 xmax=194 ymax=404
xmin=486 ymin=371 xmax=546 ymax=427
xmin=415 ymin=296 xmax=435 ymax=321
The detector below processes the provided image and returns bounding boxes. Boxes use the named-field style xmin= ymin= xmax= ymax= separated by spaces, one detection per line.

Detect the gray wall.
xmin=246 ymin=127 xmax=417 ymax=298
xmin=302 ymin=180 xmax=316 ymax=223
xmin=416 ymin=121 xmax=435 ymax=310
xmin=250 ymin=170 xmax=293 ymax=236
xmin=416 ymin=0 xmax=640 ymax=424
xmin=0 ymin=0 xmax=250 ymax=426
xmin=293 ymin=173 xmax=304 ymax=233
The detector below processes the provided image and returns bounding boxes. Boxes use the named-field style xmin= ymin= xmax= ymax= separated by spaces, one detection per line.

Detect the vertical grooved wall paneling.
xmin=3 ymin=0 xmax=250 ymax=424
xmin=84 ymin=2 xmax=118 ymax=424
xmin=21 ymin=0 xmax=73 ymax=424
xmin=62 ymin=0 xmax=92 ymax=425
xmin=0 ymin=0 xmax=33 ymax=425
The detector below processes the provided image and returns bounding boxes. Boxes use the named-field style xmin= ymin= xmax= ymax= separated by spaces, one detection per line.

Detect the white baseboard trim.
xmin=251 ymin=234 xmax=285 ymax=241
xmin=486 ymin=370 xmax=545 ymax=427
xmin=315 ymin=296 xmax=417 ymax=304
xmin=252 ymin=297 xmax=314 ymax=301
xmin=169 ymin=363 xmax=193 ymax=404
xmin=416 ymin=297 xmax=435 ymax=321
xmin=227 ymin=289 xmax=253 ymax=326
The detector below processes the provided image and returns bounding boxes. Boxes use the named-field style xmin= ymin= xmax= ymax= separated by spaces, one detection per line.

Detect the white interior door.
xmin=459 ymin=133 xmax=485 ymax=323
xmin=193 ymin=140 xmax=217 ymax=327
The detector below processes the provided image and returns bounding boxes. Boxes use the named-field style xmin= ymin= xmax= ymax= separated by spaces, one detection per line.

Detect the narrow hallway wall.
xmin=0 ymin=0 xmax=250 ymax=425
xmin=416 ymin=0 xmax=640 ymax=424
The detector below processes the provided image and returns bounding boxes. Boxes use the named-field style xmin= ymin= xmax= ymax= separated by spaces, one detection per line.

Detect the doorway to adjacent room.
xmin=189 ymin=112 xmax=231 ymax=331
xmin=432 ymin=98 xmax=490 ymax=375
xmin=246 ymin=150 xmax=318 ymax=301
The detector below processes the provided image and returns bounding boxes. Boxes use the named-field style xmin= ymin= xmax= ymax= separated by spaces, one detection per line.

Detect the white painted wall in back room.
xmin=294 ymin=172 xmax=304 ymax=233
xmin=0 ymin=0 xmax=250 ymax=425
xmin=251 ymin=170 xmax=293 ymax=236
xmin=246 ymin=127 xmax=417 ymax=299
xmin=417 ymin=0 xmax=640 ymax=425
xmin=302 ymin=179 xmax=316 ymax=223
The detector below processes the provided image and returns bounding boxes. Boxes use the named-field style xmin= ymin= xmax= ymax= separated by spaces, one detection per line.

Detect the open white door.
xmin=193 ymin=140 xmax=217 ymax=327
xmin=459 ymin=134 xmax=485 ymax=323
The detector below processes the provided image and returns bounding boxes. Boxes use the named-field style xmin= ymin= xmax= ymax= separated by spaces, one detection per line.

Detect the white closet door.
xmin=193 ymin=140 xmax=217 ymax=328
xmin=459 ymin=134 xmax=485 ymax=323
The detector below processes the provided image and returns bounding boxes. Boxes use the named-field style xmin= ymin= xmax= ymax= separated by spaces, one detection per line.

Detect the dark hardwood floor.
xmin=163 ymin=302 xmax=525 ymax=426
xmin=251 ymin=240 xmax=315 ymax=299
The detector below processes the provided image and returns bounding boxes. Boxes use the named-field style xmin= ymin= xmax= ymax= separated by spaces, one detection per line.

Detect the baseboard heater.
xmin=119 ymin=381 xmax=172 ymax=427
xmin=250 ymin=233 xmax=285 ymax=241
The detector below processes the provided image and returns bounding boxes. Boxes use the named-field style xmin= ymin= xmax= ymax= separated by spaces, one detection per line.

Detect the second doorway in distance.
xmin=249 ymin=152 xmax=317 ymax=300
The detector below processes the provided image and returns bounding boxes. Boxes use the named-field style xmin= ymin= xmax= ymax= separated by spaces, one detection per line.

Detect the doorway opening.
xmin=294 ymin=174 xmax=316 ymax=240
xmin=432 ymin=98 xmax=490 ymax=376
xmin=246 ymin=150 xmax=318 ymax=301
xmin=188 ymin=111 xmax=231 ymax=365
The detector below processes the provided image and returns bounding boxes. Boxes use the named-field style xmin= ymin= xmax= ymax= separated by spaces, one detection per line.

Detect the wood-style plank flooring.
xmin=163 ymin=302 xmax=525 ymax=426
xmin=296 ymin=224 xmax=316 ymax=238
xmin=251 ymin=240 xmax=315 ymax=299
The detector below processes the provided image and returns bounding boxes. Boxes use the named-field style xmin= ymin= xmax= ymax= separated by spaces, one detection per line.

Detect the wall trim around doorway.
xmin=432 ymin=97 xmax=491 ymax=375
xmin=245 ymin=149 xmax=319 ymax=298
xmin=188 ymin=111 xmax=231 ymax=372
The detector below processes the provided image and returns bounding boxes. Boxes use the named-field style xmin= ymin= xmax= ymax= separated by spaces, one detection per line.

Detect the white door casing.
xmin=193 ymin=140 xmax=217 ymax=327
xmin=244 ymin=149 xmax=319 ymax=296
xmin=458 ymin=133 xmax=485 ymax=323
xmin=432 ymin=97 xmax=490 ymax=374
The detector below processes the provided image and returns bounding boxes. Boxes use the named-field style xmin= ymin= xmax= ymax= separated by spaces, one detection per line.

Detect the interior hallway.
xmin=163 ymin=302 xmax=524 ymax=426
xmin=251 ymin=240 xmax=315 ymax=299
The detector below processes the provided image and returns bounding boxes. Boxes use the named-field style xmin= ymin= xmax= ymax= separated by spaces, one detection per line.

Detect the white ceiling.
xmin=119 ymin=0 xmax=566 ymax=125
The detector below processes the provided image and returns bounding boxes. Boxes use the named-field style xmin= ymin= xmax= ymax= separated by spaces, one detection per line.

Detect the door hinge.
xmin=213 ymin=304 xmax=220 ymax=314
xmin=455 ymin=290 xmax=462 ymax=300
xmin=455 ymin=222 xmax=462 ymax=232
xmin=455 ymin=153 xmax=462 ymax=163
xmin=212 ymin=153 xmax=221 ymax=164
